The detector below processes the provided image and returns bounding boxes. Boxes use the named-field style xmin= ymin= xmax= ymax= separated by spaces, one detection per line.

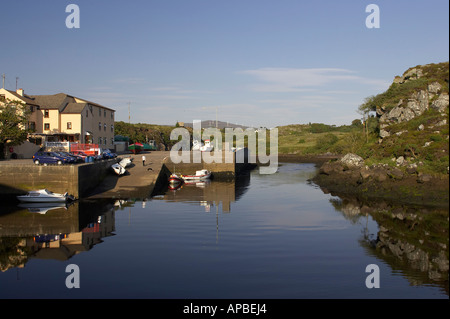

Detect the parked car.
xmin=32 ymin=152 xmax=70 ymax=165
xmin=100 ymin=149 xmax=117 ymax=159
xmin=60 ymin=151 xmax=83 ymax=163
xmin=54 ymin=152 xmax=77 ymax=163
xmin=71 ymin=150 xmax=89 ymax=161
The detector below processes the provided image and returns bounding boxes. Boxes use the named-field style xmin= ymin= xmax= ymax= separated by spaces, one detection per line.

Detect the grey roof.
xmin=30 ymin=93 xmax=73 ymax=110
xmin=62 ymin=102 xmax=88 ymax=114
xmin=30 ymin=93 xmax=115 ymax=112
xmin=4 ymin=90 xmax=40 ymax=106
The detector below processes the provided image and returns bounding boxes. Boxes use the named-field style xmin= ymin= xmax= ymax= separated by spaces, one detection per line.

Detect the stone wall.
xmin=0 ymin=159 xmax=116 ymax=200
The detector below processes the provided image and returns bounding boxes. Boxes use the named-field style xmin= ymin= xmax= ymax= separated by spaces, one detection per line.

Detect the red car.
xmin=71 ymin=150 xmax=89 ymax=161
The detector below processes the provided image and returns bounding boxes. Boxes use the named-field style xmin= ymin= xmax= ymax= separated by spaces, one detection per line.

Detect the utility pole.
xmin=128 ymin=102 xmax=131 ymax=124
xmin=16 ymin=77 xmax=19 ymax=90
xmin=2 ymin=74 xmax=5 ymax=89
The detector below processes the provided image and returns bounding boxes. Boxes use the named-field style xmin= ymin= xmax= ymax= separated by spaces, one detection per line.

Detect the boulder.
xmin=339 ymin=153 xmax=364 ymax=168
xmin=430 ymin=93 xmax=449 ymax=113
xmin=396 ymin=156 xmax=405 ymax=166
xmin=417 ymin=173 xmax=432 ymax=183
xmin=388 ymin=167 xmax=404 ymax=179
xmin=427 ymin=81 xmax=442 ymax=94
xmin=406 ymin=163 xmax=418 ymax=174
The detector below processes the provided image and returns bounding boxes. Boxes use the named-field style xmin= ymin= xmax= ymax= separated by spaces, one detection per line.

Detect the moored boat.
xmin=181 ymin=169 xmax=211 ymax=181
xmin=119 ymin=157 xmax=133 ymax=168
xmin=111 ymin=163 xmax=126 ymax=175
xmin=128 ymin=143 xmax=143 ymax=154
xmin=16 ymin=189 xmax=74 ymax=203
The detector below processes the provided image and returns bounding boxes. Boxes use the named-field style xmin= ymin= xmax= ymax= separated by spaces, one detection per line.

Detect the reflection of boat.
xmin=17 ymin=189 xmax=74 ymax=203
xmin=168 ymin=182 xmax=183 ymax=191
xmin=181 ymin=169 xmax=211 ymax=181
xmin=119 ymin=157 xmax=133 ymax=168
xmin=18 ymin=202 xmax=68 ymax=214
xmin=111 ymin=163 xmax=126 ymax=175
xmin=184 ymin=180 xmax=211 ymax=188
xmin=169 ymin=174 xmax=184 ymax=185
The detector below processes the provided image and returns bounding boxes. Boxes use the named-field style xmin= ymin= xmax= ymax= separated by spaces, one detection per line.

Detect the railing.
xmin=70 ymin=143 xmax=99 ymax=151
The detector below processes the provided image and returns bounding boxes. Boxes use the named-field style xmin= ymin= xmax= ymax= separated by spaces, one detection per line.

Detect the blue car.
xmin=32 ymin=152 xmax=70 ymax=165
xmin=55 ymin=152 xmax=77 ymax=163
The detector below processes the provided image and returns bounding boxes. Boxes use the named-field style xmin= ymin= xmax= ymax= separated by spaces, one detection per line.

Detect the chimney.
xmin=17 ymin=88 xmax=24 ymax=96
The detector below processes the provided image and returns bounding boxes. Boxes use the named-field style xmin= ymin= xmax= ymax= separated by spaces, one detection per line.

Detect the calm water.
xmin=0 ymin=163 xmax=448 ymax=299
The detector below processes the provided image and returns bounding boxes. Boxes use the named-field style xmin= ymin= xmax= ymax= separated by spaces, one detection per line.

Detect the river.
xmin=0 ymin=162 xmax=448 ymax=299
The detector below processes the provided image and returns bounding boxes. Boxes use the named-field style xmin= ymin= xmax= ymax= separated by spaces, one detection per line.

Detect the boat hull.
xmin=181 ymin=170 xmax=211 ymax=181
xmin=16 ymin=196 xmax=67 ymax=203
xmin=111 ymin=163 xmax=126 ymax=175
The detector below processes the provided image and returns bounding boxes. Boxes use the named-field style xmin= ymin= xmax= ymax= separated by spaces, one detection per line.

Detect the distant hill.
xmin=182 ymin=120 xmax=250 ymax=130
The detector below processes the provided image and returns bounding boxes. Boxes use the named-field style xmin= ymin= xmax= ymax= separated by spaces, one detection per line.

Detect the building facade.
xmin=0 ymin=88 xmax=116 ymax=157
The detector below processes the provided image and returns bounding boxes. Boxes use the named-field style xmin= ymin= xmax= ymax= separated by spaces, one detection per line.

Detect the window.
xmin=111 ymin=138 xmax=114 ymax=145
xmin=111 ymin=125 xmax=114 ymax=132
xmin=67 ymin=122 xmax=72 ymax=129
xmin=99 ymin=122 xmax=102 ymax=130
xmin=99 ymin=108 xmax=101 ymax=116
xmin=44 ymin=123 xmax=50 ymax=130
xmin=98 ymin=137 xmax=102 ymax=145
xmin=104 ymin=110 xmax=106 ymax=117
xmin=28 ymin=121 xmax=36 ymax=131
xmin=104 ymin=138 xmax=107 ymax=145
xmin=104 ymin=123 xmax=106 ymax=131
xmin=44 ymin=110 xmax=49 ymax=118
xmin=111 ymin=112 xmax=114 ymax=119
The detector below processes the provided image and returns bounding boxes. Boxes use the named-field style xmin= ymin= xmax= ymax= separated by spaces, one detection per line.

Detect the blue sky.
xmin=1 ymin=0 xmax=448 ymax=127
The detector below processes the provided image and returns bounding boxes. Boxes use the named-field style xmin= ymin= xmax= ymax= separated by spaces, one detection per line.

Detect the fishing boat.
xmin=111 ymin=163 xmax=126 ymax=175
xmin=128 ymin=143 xmax=143 ymax=154
xmin=181 ymin=169 xmax=211 ymax=181
xmin=16 ymin=189 xmax=74 ymax=203
xmin=119 ymin=157 xmax=133 ymax=168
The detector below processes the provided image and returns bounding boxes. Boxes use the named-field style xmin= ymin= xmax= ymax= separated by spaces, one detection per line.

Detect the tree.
xmin=0 ymin=99 xmax=31 ymax=159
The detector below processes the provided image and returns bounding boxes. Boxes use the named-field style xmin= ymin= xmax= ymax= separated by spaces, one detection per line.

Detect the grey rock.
xmin=339 ymin=153 xmax=364 ymax=168
xmin=431 ymin=93 xmax=449 ymax=113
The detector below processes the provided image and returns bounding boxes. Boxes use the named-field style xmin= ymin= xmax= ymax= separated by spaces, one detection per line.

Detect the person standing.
xmin=142 ymin=155 xmax=146 ymax=166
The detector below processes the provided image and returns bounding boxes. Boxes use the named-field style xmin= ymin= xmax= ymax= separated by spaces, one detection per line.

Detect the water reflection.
xmin=0 ymin=200 xmax=116 ymax=272
xmin=0 ymin=163 xmax=447 ymax=298
xmin=154 ymin=173 xmax=251 ymax=213
xmin=328 ymin=194 xmax=449 ymax=295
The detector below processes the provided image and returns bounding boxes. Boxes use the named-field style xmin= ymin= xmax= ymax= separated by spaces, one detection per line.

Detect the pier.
xmin=0 ymin=149 xmax=254 ymax=201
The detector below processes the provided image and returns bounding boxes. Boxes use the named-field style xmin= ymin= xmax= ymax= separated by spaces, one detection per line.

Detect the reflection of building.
xmin=0 ymin=200 xmax=115 ymax=272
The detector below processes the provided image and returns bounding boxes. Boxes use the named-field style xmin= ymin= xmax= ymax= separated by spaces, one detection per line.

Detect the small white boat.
xmin=111 ymin=163 xmax=126 ymax=175
xmin=17 ymin=189 xmax=74 ymax=203
xmin=192 ymin=139 xmax=213 ymax=152
xmin=181 ymin=169 xmax=212 ymax=181
xmin=200 ymin=140 xmax=214 ymax=152
xmin=119 ymin=157 xmax=133 ymax=168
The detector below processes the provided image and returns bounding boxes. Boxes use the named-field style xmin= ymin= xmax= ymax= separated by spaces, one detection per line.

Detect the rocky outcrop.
xmin=377 ymin=63 xmax=449 ymax=139
xmin=314 ymin=153 xmax=449 ymax=207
